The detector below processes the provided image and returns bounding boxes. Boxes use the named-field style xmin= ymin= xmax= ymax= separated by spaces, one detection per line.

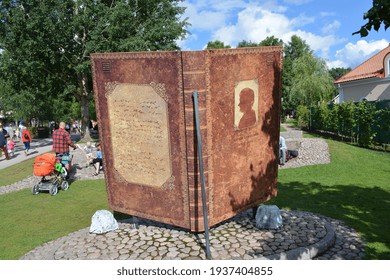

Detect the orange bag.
xmin=33 ymin=153 xmax=57 ymax=176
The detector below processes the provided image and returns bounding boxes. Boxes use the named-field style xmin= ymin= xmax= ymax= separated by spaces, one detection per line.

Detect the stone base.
xmin=20 ymin=210 xmax=364 ymax=260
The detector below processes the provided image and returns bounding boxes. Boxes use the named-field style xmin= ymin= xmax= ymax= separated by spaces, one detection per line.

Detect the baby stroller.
xmin=32 ymin=153 xmax=72 ymax=196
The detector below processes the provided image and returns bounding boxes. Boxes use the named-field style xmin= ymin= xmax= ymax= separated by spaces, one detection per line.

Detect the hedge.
xmin=296 ymin=100 xmax=390 ymax=147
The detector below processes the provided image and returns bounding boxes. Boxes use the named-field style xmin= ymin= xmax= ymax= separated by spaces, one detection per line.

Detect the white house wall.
xmin=338 ymin=78 xmax=390 ymax=102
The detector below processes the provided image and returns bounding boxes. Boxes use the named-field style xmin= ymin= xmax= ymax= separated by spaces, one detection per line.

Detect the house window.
xmin=387 ymin=57 xmax=390 ymax=76
xmin=385 ymin=53 xmax=390 ymax=76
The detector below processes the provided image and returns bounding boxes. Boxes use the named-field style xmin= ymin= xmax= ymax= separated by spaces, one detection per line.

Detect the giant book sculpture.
xmin=91 ymin=47 xmax=283 ymax=232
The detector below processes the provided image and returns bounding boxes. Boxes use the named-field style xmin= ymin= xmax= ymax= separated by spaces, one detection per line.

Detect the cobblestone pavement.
xmin=20 ymin=209 xmax=364 ymax=260
xmin=3 ymin=129 xmax=365 ymax=260
xmin=280 ymin=124 xmax=330 ymax=169
xmin=280 ymin=138 xmax=330 ymax=169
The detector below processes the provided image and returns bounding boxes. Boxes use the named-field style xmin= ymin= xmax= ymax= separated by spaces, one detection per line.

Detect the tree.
xmin=282 ymin=35 xmax=313 ymax=115
xmin=284 ymin=35 xmax=313 ymax=60
xmin=290 ymin=54 xmax=334 ymax=107
xmin=0 ymin=0 xmax=74 ymax=122
xmin=259 ymin=36 xmax=283 ymax=46
xmin=0 ymin=0 xmax=189 ymax=130
xmin=353 ymin=0 xmax=390 ymax=37
xmin=329 ymin=67 xmax=352 ymax=81
xmin=236 ymin=40 xmax=258 ymax=48
xmin=206 ymin=40 xmax=231 ymax=49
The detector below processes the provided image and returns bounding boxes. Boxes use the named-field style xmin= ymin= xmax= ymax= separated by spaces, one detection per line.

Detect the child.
xmin=91 ymin=143 xmax=102 ymax=176
xmin=7 ymin=138 xmax=15 ymax=158
xmin=77 ymin=142 xmax=94 ymax=167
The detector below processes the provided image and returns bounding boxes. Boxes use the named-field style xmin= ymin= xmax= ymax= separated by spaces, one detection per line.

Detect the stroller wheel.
xmin=61 ymin=181 xmax=69 ymax=191
xmin=32 ymin=183 xmax=40 ymax=195
xmin=49 ymin=184 xmax=58 ymax=196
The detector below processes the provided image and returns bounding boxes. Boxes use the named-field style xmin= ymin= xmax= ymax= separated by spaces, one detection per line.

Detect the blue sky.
xmin=177 ymin=0 xmax=389 ymax=69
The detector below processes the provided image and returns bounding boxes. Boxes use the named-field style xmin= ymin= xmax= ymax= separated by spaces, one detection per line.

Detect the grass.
xmin=0 ymin=179 xmax=107 ymax=260
xmin=0 ymin=158 xmax=36 ymax=186
xmin=273 ymin=138 xmax=390 ymax=259
xmin=0 ymin=137 xmax=389 ymax=259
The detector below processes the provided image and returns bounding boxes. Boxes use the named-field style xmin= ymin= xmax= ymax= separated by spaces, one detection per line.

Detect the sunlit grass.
xmin=273 ymin=139 xmax=390 ymax=259
xmin=0 ymin=158 xmax=35 ymax=186
xmin=0 ymin=179 xmax=107 ymax=259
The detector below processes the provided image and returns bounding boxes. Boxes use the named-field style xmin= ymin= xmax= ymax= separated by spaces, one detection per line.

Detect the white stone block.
xmin=90 ymin=210 xmax=119 ymax=234
xmin=255 ymin=205 xmax=283 ymax=229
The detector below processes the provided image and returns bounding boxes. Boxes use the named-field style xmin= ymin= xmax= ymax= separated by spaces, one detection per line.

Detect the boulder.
xmin=255 ymin=205 xmax=283 ymax=229
xmin=90 ymin=210 xmax=119 ymax=234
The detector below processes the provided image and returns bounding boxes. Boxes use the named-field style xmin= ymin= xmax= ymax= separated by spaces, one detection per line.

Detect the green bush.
xmin=296 ymin=105 xmax=309 ymax=129
xmin=339 ymin=102 xmax=356 ymax=142
xmin=355 ymin=101 xmax=375 ymax=147
xmin=307 ymin=100 xmax=390 ymax=147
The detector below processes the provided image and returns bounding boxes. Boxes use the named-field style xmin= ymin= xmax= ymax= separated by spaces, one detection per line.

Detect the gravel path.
xmin=280 ymin=138 xmax=330 ymax=169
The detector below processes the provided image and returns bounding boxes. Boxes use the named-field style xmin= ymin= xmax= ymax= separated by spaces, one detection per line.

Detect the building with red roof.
xmin=334 ymin=43 xmax=390 ymax=103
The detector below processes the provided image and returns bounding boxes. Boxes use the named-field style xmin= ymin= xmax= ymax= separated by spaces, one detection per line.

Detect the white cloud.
xmin=290 ymin=14 xmax=315 ymax=28
xmin=326 ymin=60 xmax=347 ymax=69
xmin=212 ymin=7 xmax=291 ymax=45
xmin=181 ymin=0 xmax=389 ymax=71
xmin=211 ymin=5 xmax=340 ymax=58
xmin=184 ymin=3 xmax=229 ymax=31
xmin=333 ymin=39 xmax=389 ymax=68
xmin=283 ymin=30 xmax=340 ymax=59
xmin=321 ymin=20 xmax=341 ymax=34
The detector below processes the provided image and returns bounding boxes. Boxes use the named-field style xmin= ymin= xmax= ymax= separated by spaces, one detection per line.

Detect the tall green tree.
xmin=0 ymin=0 xmax=73 ymax=122
xmin=282 ymin=35 xmax=313 ymax=114
xmin=206 ymin=40 xmax=231 ymax=49
xmin=290 ymin=53 xmax=335 ymax=107
xmin=0 ymin=0 xmax=189 ymax=129
xmin=329 ymin=67 xmax=352 ymax=81
xmin=236 ymin=40 xmax=258 ymax=48
xmin=259 ymin=36 xmax=283 ymax=46
xmin=353 ymin=0 xmax=390 ymax=37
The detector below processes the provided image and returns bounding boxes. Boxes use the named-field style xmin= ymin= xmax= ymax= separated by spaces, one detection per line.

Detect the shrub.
xmin=296 ymin=105 xmax=309 ymax=129
xmin=307 ymin=100 xmax=389 ymax=147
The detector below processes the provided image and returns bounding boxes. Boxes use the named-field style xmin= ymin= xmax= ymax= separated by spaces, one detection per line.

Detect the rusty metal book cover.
xmin=91 ymin=47 xmax=283 ymax=232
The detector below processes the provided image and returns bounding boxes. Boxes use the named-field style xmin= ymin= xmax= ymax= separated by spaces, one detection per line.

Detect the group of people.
xmin=0 ymin=122 xmax=33 ymax=160
xmin=1 ymin=120 xmax=103 ymax=177
xmin=52 ymin=121 xmax=103 ymax=176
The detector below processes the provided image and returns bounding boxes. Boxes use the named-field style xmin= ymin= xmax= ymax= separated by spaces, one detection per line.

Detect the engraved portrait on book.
xmin=234 ymin=79 xmax=259 ymax=130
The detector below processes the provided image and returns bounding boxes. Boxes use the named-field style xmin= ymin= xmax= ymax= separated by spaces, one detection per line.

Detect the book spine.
xmin=181 ymin=51 xmax=210 ymax=232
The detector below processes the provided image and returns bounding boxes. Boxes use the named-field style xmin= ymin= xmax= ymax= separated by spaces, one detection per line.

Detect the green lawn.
xmin=273 ymin=139 xmax=390 ymax=260
xmin=0 ymin=137 xmax=389 ymax=259
xmin=0 ymin=158 xmax=36 ymax=186
xmin=0 ymin=179 xmax=107 ymax=260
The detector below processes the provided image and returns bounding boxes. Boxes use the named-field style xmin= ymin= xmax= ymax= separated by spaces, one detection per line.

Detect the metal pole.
xmin=192 ymin=91 xmax=211 ymax=259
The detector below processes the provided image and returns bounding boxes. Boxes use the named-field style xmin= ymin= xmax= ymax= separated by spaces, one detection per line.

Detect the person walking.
xmin=0 ymin=123 xmax=10 ymax=160
xmin=52 ymin=121 xmax=77 ymax=171
xmin=7 ymin=137 xmax=15 ymax=158
xmin=21 ymin=127 xmax=33 ymax=155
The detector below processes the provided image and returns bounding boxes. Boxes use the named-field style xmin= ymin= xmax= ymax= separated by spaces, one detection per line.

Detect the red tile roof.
xmin=335 ymin=43 xmax=390 ymax=84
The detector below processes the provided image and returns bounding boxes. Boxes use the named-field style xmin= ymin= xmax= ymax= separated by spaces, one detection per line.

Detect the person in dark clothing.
xmin=0 ymin=123 xmax=10 ymax=160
